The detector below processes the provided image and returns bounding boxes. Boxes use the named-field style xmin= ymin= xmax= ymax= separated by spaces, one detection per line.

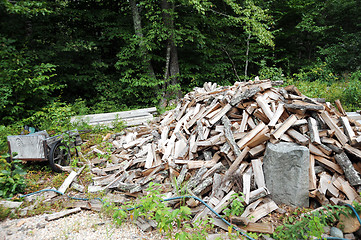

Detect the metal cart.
xmin=7 ymin=130 xmax=81 ymax=172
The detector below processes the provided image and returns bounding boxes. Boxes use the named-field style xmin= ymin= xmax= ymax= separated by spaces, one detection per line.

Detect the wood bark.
xmin=161 ymin=0 xmax=181 ymax=105
xmin=129 ymin=0 xmax=156 ymax=79
xmin=334 ymin=152 xmax=361 ymax=186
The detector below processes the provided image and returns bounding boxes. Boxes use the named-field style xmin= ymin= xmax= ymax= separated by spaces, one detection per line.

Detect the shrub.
xmin=0 ymin=156 xmax=27 ymax=198
xmin=341 ymin=71 xmax=361 ymax=111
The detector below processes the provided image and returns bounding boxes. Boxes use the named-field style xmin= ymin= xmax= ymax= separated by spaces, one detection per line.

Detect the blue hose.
xmin=19 ymin=189 xmax=360 ymax=240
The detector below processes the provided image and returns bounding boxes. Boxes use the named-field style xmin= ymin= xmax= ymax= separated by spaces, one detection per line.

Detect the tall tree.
xmin=161 ymin=0 xmax=181 ymax=106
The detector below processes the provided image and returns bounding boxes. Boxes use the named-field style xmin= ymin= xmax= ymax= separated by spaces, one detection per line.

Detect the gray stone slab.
xmin=263 ymin=142 xmax=309 ymax=207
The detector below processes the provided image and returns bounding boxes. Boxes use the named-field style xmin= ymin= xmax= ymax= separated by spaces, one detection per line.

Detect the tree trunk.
xmin=244 ymin=33 xmax=251 ymax=79
xmin=161 ymin=0 xmax=181 ymax=107
xmin=129 ymin=0 xmax=156 ymax=79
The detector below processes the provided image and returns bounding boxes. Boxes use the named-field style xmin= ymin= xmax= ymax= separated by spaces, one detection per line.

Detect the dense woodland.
xmin=1 ymin=0 xmax=361 ymax=127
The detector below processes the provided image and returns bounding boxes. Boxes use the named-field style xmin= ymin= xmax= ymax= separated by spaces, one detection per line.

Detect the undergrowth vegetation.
xmin=103 ymin=182 xmax=214 ymax=240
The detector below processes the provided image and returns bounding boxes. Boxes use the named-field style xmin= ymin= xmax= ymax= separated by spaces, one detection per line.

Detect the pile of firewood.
xmin=87 ymin=79 xmax=361 ymax=233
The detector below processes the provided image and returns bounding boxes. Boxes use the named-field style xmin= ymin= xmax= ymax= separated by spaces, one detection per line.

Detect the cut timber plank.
xmin=334 ymin=152 xmax=361 ymax=186
xmin=212 ymin=190 xmax=236 ymax=214
xmin=285 ymin=85 xmax=302 ymax=96
xmin=70 ymin=107 xmax=156 ymax=127
xmin=145 ymin=144 xmax=153 ymax=169
xmin=320 ymin=111 xmax=348 ymax=145
xmin=247 ymin=128 xmax=270 ymax=148
xmin=318 ymin=172 xmax=339 ymax=197
xmin=284 ymin=100 xmax=324 ymax=112
xmin=185 ymin=106 xmax=206 ymax=129
xmin=314 ymin=155 xmax=344 ymax=175
xmin=271 ymin=115 xmax=298 ymax=140
xmin=58 ymin=171 xmax=78 ymax=194
xmin=249 ymin=187 xmax=269 ymax=203
xmin=45 ymin=207 xmax=81 ymax=221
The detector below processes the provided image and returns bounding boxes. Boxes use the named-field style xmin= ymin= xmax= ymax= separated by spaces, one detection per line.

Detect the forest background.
xmin=1 ymin=0 xmax=361 ymax=139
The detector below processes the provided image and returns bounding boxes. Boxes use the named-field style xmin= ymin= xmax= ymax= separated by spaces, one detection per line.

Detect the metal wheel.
xmin=49 ymin=141 xmax=71 ymax=173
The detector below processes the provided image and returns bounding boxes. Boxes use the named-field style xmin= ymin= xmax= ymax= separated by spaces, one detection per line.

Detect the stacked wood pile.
xmin=86 ymin=79 xmax=361 ymax=233
xmin=70 ymin=107 xmax=157 ymax=127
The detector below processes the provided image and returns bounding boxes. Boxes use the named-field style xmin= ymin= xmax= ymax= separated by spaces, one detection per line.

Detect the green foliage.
xmin=0 ymin=36 xmax=61 ymax=124
xmin=223 ymin=192 xmax=245 ymax=219
xmin=0 ymin=124 xmax=23 ymax=154
xmin=0 ymin=204 xmax=11 ymax=220
xmin=285 ymin=70 xmax=361 ymax=112
xmin=2 ymin=0 xmax=52 ymax=16
xmin=273 ymin=205 xmax=347 ymax=239
xmin=22 ymin=101 xmax=74 ymax=133
xmin=258 ymin=60 xmax=285 ymax=82
xmin=106 ymin=182 xmax=212 ymax=239
xmin=0 ymin=156 xmax=27 ymax=198
xmin=341 ymin=71 xmax=361 ymax=111
xmin=293 ymin=61 xmax=338 ymax=83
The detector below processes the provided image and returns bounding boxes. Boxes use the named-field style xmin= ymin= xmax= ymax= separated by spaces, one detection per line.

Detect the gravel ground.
xmin=0 ymin=210 xmax=164 ymax=240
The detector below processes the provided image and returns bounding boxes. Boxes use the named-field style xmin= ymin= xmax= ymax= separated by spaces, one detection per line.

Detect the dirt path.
xmin=0 ymin=210 xmax=164 ymax=240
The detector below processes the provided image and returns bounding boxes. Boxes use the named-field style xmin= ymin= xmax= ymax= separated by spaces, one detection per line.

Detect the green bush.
xmin=258 ymin=60 xmax=285 ymax=82
xmin=0 ymin=36 xmax=61 ymax=124
xmin=22 ymin=101 xmax=75 ymax=133
xmin=293 ymin=61 xmax=338 ymax=83
xmin=0 ymin=124 xmax=22 ymax=154
xmin=273 ymin=205 xmax=346 ymax=239
xmin=0 ymin=156 xmax=27 ymax=198
xmin=341 ymin=71 xmax=361 ymax=111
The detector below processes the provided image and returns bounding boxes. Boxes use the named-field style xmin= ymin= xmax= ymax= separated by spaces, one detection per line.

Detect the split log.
xmin=230 ymin=87 xmax=261 ymax=106
xmin=340 ymin=116 xmax=356 ymax=144
xmin=333 ymin=177 xmax=360 ymax=202
xmin=309 ymin=155 xmax=317 ymax=190
xmin=334 ymin=152 xmax=361 ymax=186
xmin=308 ymin=117 xmax=321 ymax=144
xmin=287 ymin=128 xmax=309 ymax=146
xmin=249 ymin=187 xmax=269 ymax=203
xmin=237 ymin=122 xmax=266 ymax=149
xmin=268 ymin=103 xmax=284 ymax=127
xmin=242 ymin=223 xmax=275 ymax=234
xmin=320 ymin=111 xmax=348 ymax=145
xmin=247 ymin=200 xmax=278 ymax=223
xmin=271 ymin=115 xmax=298 ymax=140
xmin=314 ymin=155 xmax=344 ymax=175
xmin=344 ymin=144 xmax=361 ymax=160
xmin=251 ymin=159 xmax=265 ymax=189
xmin=222 ymin=115 xmax=242 ymax=157
xmin=243 ymin=167 xmax=252 ymax=204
